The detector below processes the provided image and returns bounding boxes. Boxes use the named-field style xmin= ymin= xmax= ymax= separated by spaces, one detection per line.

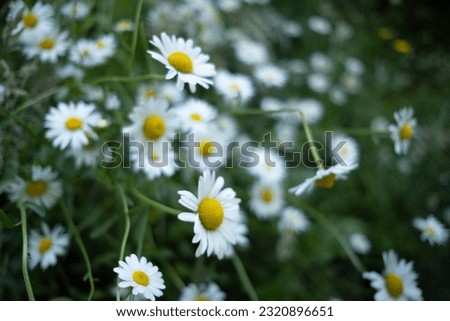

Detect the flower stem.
xmin=13 ymin=87 xmax=60 ymax=115
xmin=128 ymin=0 xmax=144 ymax=75
xmin=116 ymin=184 xmax=131 ymax=301
xmin=129 ymin=185 xmax=180 ymax=217
xmin=299 ymin=202 xmax=366 ymax=274
xmin=60 ymin=201 xmax=95 ymax=300
xmin=300 ymin=112 xmax=324 ymax=170
xmin=19 ymin=202 xmax=35 ymax=301
xmin=90 ymin=74 xmax=165 ymax=85
xmin=232 ymin=253 xmax=259 ymax=301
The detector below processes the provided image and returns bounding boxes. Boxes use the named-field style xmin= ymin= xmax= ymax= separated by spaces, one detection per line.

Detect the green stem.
xmin=129 ymin=186 xmax=180 ymax=217
xmin=90 ymin=74 xmax=165 ymax=85
xmin=300 ymin=112 xmax=324 ymax=170
xmin=225 ymin=108 xmax=302 ymax=116
xmin=19 ymin=202 xmax=35 ymax=301
xmin=232 ymin=253 xmax=259 ymax=301
xmin=60 ymin=201 xmax=95 ymax=300
xmin=116 ymin=184 xmax=131 ymax=301
xmin=13 ymin=87 xmax=60 ymax=115
xmin=128 ymin=0 xmax=144 ymax=75
xmin=161 ymin=260 xmax=186 ymax=291
xmin=299 ymin=202 xmax=366 ymax=274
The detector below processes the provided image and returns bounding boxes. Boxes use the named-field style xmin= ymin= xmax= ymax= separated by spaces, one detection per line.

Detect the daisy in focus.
xmin=177 ymin=170 xmax=241 ymax=259
xmin=363 ymin=250 xmax=422 ymax=301
xmin=5 ymin=165 xmax=62 ymax=210
xmin=179 ymin=282 xmax=226 ymax=301
xmin=388 ymin=106 xmax=417 ymax=155
xmin=412 ymin=215 xmax=449 ymax=246
xmin=29 ymin=223 xmax=69 ymax=270
xmin=113 ymin=254 xmax=165 ymax=301
xmin=45 ymin=101 xmax=102 ymax=150
xmin=148 ymin=32 xmax=216 ymax=93
xmin=289 ymin=162 xmax=358 ymax=196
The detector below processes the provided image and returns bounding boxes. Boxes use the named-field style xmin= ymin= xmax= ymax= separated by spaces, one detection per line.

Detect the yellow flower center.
xmin=315 ymin=173 xmax=336 ymax=189
xmin=143 ymin=115 xmax=166 ymax=140
xmin=133 ymin=271 xmax=150 ymax=286
xmin=393 ymin=39 xmax=411 ymax=54
xmin=26 ymin=180 xmax=47 ymax=197
xmin=385 ymin=273 xmax=404 ymax=298
xmin=23 ymin=13 xmax=38 ymax=28
xmin=261 ymin=188 xmax=273 ymax=203
xmin=190 ymin=113 xmax=202 ymax=121
xmin=65 ymin=117 xmax=83 ymax=131
xmin=198 ymin=197 xmax=224 ymax=231
xmin=230 ymin=84 xmax=240 ymax=92
xmin=199 ymin=140 xmax=215 ymax=156
xmin=38 ymin=238 xmax=53 ymax=254
xmin=96 ymin=40 xmax=105 ymax=49
xmin=378 ymin=27 xmax=393 ymax=40
xmin=81 ymin=49 xmax=90 ymax=58
xmin=40 ymin=38 xmax=55 ymax=50
xmin=168 ymin=51 xmax=193 ymax=74
xmin=145 ymin=89 xmax=155 ymax=98
xmin=425 ymin=226 xmax=436 ymax=236
xmin=399 ymin=124 xmax=413 ymax=140
xmin=196 ymin=296 xmax=209 ymax=301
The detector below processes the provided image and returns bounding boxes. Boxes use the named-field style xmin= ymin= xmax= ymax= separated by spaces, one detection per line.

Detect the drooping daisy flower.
xmin=330 ymin=133 xmax=360 ymax=166
xmin=122 ymin=99 xmax=178 ymax=145
xmin=388 ymin=106 xmax=417 ymax=155
xmin=179 ymin=282 xmax=226 ymax=301
xmin=363 ymin=250 xmax=422 ymax=301
xmin=253 ymin=64 xmax=288 ymax=88
xmin=277 ymin=207 xmax=310 ymax=235
xmin=289 ymin=162 xmax=358 ymax=196
xmin=148 ymin=32 xmax=216 ymax=93
xmin=348 ymin=232 xmax=371 ymax=255
xmin=113 ymin=254 xmax=166 ymax=301
xmin=22 ymin=29 xmax=69 ymax=63
xmin=177 ymin=170 xmax=241 ymax=259
xmin=249 ymin=180 xmax=284 ymax=220
xmin=45 ymin=101 xmax=102 ymax=150
xmin=174 ymin=98 xmax=217 ymax=133
xmin=214 ymin=70 xmax=255 ymax=105
xmin=412 ymin=215 xmax=449 ymax=246
xmin=29 ymin=223 xmax=69 ymax=270
xmin=5 ymin=165 xmax=62 ymax=210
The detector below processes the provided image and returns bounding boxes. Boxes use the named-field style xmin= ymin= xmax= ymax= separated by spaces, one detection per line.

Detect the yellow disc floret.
xmin=385 ymin=273 xmax=404 ymax=298
xmin=198 ymin=197 xmax=224 ymax=231
xmin=315 ymin=173 xmax=336 ymax=189
xmin=38 ymin=238 xmax=53 ymax=254
xmin=168 ymin=52 xmax=193 ymax=74
xmin=23 ymin=13 xmax=38 ymax=28
xmin=26 ymin=180 xmax=47 ymax=196
xmin=133 ymin=271 xmax=150 ymax=286
xmin=40 ymin=38 xmax=55 ymax=50
xmin=261 ymin=188 xmax=273 ymax=203
xmin=399 ymin=123 xmax=413 ymax=140
xmin=65 ymin=117 xmax=83 ymax=131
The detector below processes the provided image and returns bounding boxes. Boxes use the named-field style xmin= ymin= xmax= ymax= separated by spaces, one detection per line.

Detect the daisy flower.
xmin=5 ymin=165 xmax=62 ymax=210
xmin=174 ymin=98 xmax=217 ymax=133
xmin=307 ymin=73 xmax=330 ymax=93
xmin=363 ymin=250 xmax=423 ymax=300
xmin=214 ymin=70 xmax=255 ymax=105
xmin=29 ymin=223 xmax=69 ymax=270
xmin=277 ymin=207 xmax=310 ymax=235
xmin=309 ymin=52 xmax=333 ymax=73
xmin=307 ymin=16 xmax=332 ymax=35
xmin=388 ymin=106 xmax=417 ymax=155
xmin=330 ymin=133 xmax=360 ymax=166
xmin=254 ymin=64 xmax=288 ymax=88
xmin=148 ymin=32 xmax=216 ymax=93
xmin=244 ymin=147 xmax=286 ymax=183
xmin=60 ymin=1 xmax=89 ymax=20
xmin=177 ymin=170 xmax=241 ymax=259
xmin=22 ymin=29 xmax=69 ymax=63
xmin=233 ymin=38 xmax=269 ymax=66
xmin=289 ymin=162 xmax=358 ymax=196
xmin=249 ymin=180 xmax=284 ymax=220
xmin=293 ymin=98 xmax=325 ymax=124
xmin=70 ymin=38 xmax=104 ymax=67
xmin=114 ymin=20 xmax=134 ymax=32
xmin=95 ymin=34 xmax=117 ymax=61
xmin=348 ymin=232 xmax=371 ymax=255
xmin=113 ymin=254 xmax=165 ymax=301
xmin=179 ymin=282 xmax=226 ymax=301
xmin=412 ymin=215 xmax=449 ymax=246
xmin=122 ymin=99 xmax=178 ymax=145
xmin=45 ymin=101 xmax=102 ymax=150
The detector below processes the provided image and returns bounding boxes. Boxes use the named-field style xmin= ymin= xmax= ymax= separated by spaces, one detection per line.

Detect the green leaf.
xmin=0 ymin=209 xmax=20 ymax=229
